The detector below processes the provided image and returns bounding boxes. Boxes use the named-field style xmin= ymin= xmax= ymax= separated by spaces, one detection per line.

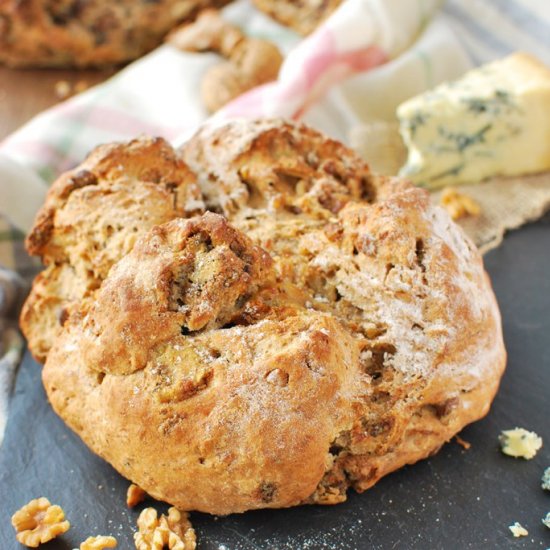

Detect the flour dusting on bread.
xmin=21 ymin=119 xmax=506 ymax=515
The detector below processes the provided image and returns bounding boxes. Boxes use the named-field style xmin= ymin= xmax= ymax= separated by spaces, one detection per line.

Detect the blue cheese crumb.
xmin=499 ymin=427 xmax=542 ymax=459
xmin=542 ymin=513 xmax=550 ymax=530
xmin=542 ymin=467 xmax=550 ymax=491
xmin=509 ymin=522 xmax=528 ymax=537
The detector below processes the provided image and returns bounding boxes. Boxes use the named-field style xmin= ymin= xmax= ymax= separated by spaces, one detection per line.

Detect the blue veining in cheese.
xmin=397 ymin=53 xmax=550 ymax=188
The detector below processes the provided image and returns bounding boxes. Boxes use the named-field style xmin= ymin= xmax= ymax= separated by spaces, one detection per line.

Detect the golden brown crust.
xmin=44 ymin=307 xmax=360 ymax=514
xmin=21 ymin=136 xmax=202 ymax=363
xmin=252 ymin=0 xmax=343 ymax=35
xmin=182 ymin=119 xmax=386 ymax=217
xmin=33 ymin=119 xmax=505 ymax=515
xmin=77 ymin=213 xmax=274 ymax=376
xmin=0 ymin=0 xmax=231 ymax=68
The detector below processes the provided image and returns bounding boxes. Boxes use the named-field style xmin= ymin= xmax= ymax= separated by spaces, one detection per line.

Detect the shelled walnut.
xmin=11 ymin=497 xmax=70 ymax=547
xmin=440 ymin=187 xmax=481 ymax=220
xmin=134 ymin=507 xmax=196 ymax=550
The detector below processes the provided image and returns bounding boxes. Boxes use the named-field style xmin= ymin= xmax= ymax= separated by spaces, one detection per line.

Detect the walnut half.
xmin=11 ymin=497 xmax=70 ymax=547
xmin=78 ymin=535 xmax=117 ymax=550
xmin=134 ymin=507 xmax=196 ymax=550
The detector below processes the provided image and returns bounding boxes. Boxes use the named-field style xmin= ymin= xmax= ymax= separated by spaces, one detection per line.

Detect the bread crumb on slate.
xmin=499 ymin=427 xmax=542 ymax=459
xmin=77 ymin=535 xmax=117 ymax=549
xmin=508 ymin=522 xmax=528 ymax=537
xmin=127 ymin=483 xmax=147 ymax=508
xmin=134 ymin=507 xmax=196 ymax=550
xmin=11 ymin=497 xmax=70 ymax=547
xmin=542 ymin=467 xmax=550 ymax=491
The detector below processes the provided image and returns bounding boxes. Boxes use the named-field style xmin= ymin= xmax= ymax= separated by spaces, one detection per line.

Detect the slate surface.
xmin=1 ymin=216 xmax=550 ymax=549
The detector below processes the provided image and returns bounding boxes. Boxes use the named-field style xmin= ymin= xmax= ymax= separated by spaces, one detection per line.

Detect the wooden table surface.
xmin=0 ymin=66 xmax=113 ymax=141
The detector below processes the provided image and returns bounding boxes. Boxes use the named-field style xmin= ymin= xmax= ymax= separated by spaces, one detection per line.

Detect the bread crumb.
xmin=11 ymin=497 xmax=70 ymax=547
xmin=77 ymin=535 xmax=117 ymax=549
xmin=499 ymin=427 xmax=542 ymax=459
xmin=127 ymin=483 xmax=147 ymax=508
xmin=542 ymin=467 xmax=550 ymax=491
xmin=454 ymin=435 xmax=471 ymax=450
xmin=440 ymin=187 xmax=481 ymax=220
xmin=509 ymin=522 xmax=528 ymax=537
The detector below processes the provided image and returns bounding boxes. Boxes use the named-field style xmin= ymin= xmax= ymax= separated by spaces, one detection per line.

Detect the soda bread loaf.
xmin=0 ymin=0 xmax=229 ymax=68
xmin=24 ymin=120 xmax=506 ymax=515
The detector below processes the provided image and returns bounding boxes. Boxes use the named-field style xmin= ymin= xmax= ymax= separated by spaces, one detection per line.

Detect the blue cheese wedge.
xmin=543 ymin=512 xmax=550 ymax=530
xmin=542 ymin=467 xmax=550 ymax=491
xmin=397 ymin=53 xmax=550 ymax=188
xmin=499 ymin=427 xmax=543 ymax=459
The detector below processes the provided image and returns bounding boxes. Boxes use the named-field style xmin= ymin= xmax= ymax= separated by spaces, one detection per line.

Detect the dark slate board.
xmin=1 ymin=216 xmax=550 ymax=550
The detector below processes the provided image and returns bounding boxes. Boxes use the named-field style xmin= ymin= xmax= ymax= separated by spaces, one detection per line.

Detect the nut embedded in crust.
xmin=134 ymin=507 xmax=196 ymax=550
xmin=73 ymin=212 xmax=274 ymax=377
xmin=11 ymin=497 xmax=70 ymax=547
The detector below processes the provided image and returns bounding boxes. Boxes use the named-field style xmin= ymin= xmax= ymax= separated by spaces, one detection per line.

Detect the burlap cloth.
xmin=350 ymin=122 xmax=550 ymax=255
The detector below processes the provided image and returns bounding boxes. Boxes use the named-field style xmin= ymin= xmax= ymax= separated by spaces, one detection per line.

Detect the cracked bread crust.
xmin=21 ymin=136 xmax=203 ymax=363
xmin=0 ymin=0 xmax=230 ymax=68
xmin=34 ymin=119 xmax=506 ymax=515
xmin=78 ymin=213 xmax=274 ymax=376
xmin=182 ymin=119 xmax=383 ymax=218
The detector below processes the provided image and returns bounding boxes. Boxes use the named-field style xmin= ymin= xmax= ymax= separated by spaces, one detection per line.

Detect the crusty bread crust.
xmin=29 ymin=120 xmax=505 ymax=515
xmin=0 ymin=0 xmax=230 ymax=68
xmin=21 ymin=137 xmax=202 ymax=363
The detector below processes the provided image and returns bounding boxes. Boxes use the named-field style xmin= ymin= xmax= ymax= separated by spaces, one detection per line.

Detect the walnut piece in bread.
xmin=0 ymin=0 xmax=231 ymax=68
xmin=34 ymin=120 xmax=506 ymax=515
